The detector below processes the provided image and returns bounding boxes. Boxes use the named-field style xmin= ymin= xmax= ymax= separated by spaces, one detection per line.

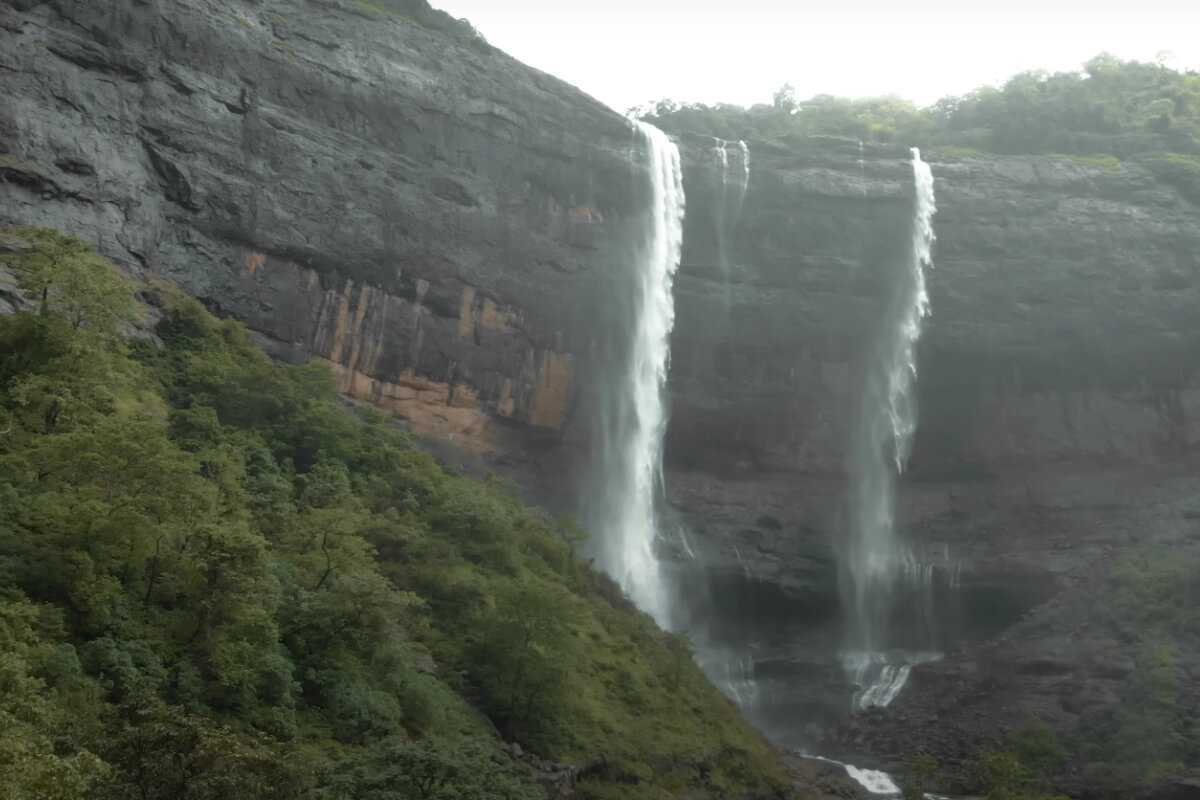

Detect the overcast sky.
xmin=431 ymin=0 xmax=1200 ymax=113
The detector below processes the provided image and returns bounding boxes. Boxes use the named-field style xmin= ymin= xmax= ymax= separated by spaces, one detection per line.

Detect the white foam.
xmin=845 ymin=764 xmax=901 ymax=795
xmin=802 ymin=754 xmax=901 ymax=795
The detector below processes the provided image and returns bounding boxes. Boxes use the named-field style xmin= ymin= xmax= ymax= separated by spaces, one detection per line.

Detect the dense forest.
xmin=637 ymin=55 xmax=1200 ymax=162
xmin=0 ymin=227 xmax=790 ymax=800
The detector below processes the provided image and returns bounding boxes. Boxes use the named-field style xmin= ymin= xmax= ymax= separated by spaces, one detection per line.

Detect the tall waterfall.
xmin=706 ymin=137 xmax=750 ymax=341
xmin=714 ymin=138 xmax=750 ymax=292
xmin=591 ymin=121 xmax=685 ymax=626
xmin=715 ymin=138 xmax=750 ymax=225
xmin=694 ymin=137 xmax=762 ymax=713
xmin=841 ymin=147 xmax=937 ymax=708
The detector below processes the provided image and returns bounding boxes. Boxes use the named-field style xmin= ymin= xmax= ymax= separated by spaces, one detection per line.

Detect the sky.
xmin=431 ymin=0 xmax=1200 ymax=113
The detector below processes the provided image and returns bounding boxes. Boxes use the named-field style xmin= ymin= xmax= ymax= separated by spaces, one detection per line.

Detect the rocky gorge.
xmin=4 ymin=0 xmax=1200 ymax=795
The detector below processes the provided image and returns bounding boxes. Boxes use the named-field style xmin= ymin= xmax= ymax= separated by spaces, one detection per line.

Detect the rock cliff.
xmin=1 ymin=0 xmax=654 ymax=500
xmin=664 ymin=134 xmax=1200 ymax=737
xmin=5 ymin=0 xmax=1200 ymax=779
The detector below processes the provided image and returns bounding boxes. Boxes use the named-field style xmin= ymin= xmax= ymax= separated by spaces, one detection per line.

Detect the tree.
xmin=2 ymin=227 xmax=141 ymax=334
xmin=321 ymin=737 xmax=538 ymax=800
xmin=0 ymin=642 xmax=108 ymax=800
xmin=469 ymin=579 xmax=580 ymax=743
xmin=638 ymin=55 xmax=1200 ymax=158
xmin=900 ymin=753 xmax=938 ymax=800
xmin=663 ymin=631 xmax=693 ymax=692
xmin=97 ymin=686 xmax=309 ymax=800
xmin=772 ymin=82 xmax=797 ymax=111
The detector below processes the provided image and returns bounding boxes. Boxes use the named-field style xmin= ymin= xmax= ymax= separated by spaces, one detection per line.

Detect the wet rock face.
xmin=664 ymin=132 xmax=1200 ymax=610
xmin=665 ymin=136 xmax=1200 ymax=754
xmin=669 ymin=137 xmax=1200 ymax=483
xmin=805 ymin=460 xmax=1200 ymax=798
xmin=665 ymin=133 xmax=1200 ymax=607
xmin=0 ymin=0 xmax=652 ymax=477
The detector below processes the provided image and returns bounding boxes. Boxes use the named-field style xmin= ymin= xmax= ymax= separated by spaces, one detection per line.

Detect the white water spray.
xmin=842 ymin=148 xmax=937 ymax=708
xmin=597 ymin=121 xmax=685 ymax=625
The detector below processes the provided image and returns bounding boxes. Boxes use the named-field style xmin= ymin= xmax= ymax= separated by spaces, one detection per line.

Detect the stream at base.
xmin=800 ymin=754 xmax=953 ymax=798
xmin=801 ymin=754 xmax=900 ymax=795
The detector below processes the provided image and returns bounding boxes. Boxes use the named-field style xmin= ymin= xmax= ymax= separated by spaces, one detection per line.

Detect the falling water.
xmin=841 ymin=148 xmax=937 ymax=709
xmin=713 ymin=138 xmax=750 ymax=322
xmin=697 ymin=646 xmax=761 ymax=713
xmin=713 ymin=138 xmax=750 ymax=240
xmin=728 ymin=139 xmax=750 ymax=218
xmin=592 ymin=121 xmax=685 ymax=626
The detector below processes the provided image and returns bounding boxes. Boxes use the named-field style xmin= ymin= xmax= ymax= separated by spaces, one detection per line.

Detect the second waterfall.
xmin=587 ymin=121 xmax=685 ymax=626
xmin=841 ymin=148 xmax=938 ymax=709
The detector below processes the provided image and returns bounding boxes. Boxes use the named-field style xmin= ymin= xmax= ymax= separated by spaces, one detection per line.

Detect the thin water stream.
xmin=841 ymin=148 xmax=939 ymax=708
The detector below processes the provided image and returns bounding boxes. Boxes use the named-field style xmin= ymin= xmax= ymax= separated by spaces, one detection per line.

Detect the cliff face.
xmin=672 ymin=139 xmax=1200 ymax=479
xmin=666 ymin=135 xmax=1200 ymax=763
xmin=6 ymin=0 xmax=1200 ymax=770
xmin=665 ymin=134 xmax=1200 ymax=675
xmin=0 ymin=0 xmax=656 ymax=500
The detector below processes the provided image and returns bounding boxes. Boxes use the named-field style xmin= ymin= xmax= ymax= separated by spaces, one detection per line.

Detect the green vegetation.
xmin=1073 ymin=553 xmax=1200 ymax=793
xmin=638 ymin=54 xmax=1200 ymax=160
xmin=931 ymin=145 xmax=990 ymax=159
xmin=899 ymin=752 xmax=938 ymax=800
xmin=902 ymin=723 xmax=1068 ymax=800
xmin=969 ymin=747 xmax=1067 ymax=800
xmin=1105 ymin=552 xmax=1200 ymax=639
xmin=1005 ymin=720 xmax=1066 ymax=779
xmin=1133 ymin=151 xmax=1200 ymax=201
xmin=997 ymin=553 xmax=1200 ymax=797
xmin=0 ymin=227 xmax=790 ymax=799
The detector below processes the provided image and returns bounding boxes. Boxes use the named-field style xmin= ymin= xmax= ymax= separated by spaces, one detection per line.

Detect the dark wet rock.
xmin=780 ymin=752 xmax=874 ymax=800
xmin=819 ymin=489 xmax=1200 ymax=798
xmin=664 ymin=134 xmax=1200 ymax=736
xmin=0 ymin=0 xmax=650 ymax=489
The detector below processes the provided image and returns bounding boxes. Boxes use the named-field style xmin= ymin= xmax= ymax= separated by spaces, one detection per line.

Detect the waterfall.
xmin=722 ymin=139 xmax=750 ymax=221
xmin=841 ymin=147 xmax=937 ymax=709
xmin=713 ymin=138 xmax=750 ymax=251
xmin=697 ymin=646 xmax=760 ymax=713
xmin=713 ymin=137 xmax=750 ymax=325
xmin=682 ymin=136 xmax=764 ymax=714
xmin=591 ymin=121 xmax=685 ymax=626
